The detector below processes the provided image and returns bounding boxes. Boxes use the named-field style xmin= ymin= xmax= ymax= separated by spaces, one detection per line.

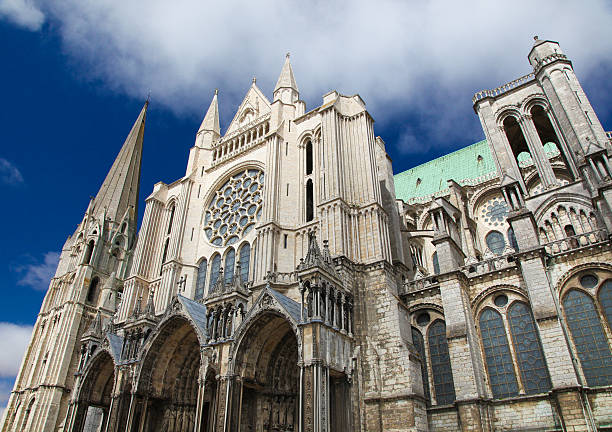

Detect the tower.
xmin=2 ymin=102 xmax=147 ymax=432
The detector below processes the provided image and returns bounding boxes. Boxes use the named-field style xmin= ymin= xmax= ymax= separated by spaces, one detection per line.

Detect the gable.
xmin=224 ymin=84 xmax=272 ymax=136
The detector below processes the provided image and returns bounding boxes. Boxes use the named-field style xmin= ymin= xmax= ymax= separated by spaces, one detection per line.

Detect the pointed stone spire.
xmin=274 ymin=53 xmax=299 ymax=94
xmin=198 ymin=89 xmax=220 ymax=136
xmin=93 ymin=102 xmax=147 ymax=221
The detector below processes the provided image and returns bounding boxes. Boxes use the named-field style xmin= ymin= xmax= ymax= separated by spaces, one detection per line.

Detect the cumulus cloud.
xmin=25 ymin=1 xmax=612 ymax=152
xmin=0 ymin=323 xmax=32 ymax=378
xmin=0 ymin=159 xmax=24 ymax=186
xmin=0 ymin=0 xmax=44 ymax=31
xmin=15 ymin=252 xmax=60 ymax=291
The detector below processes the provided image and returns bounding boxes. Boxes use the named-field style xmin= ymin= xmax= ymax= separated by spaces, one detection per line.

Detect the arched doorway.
xmin=78 ymin=351 xmax=115 ymax=432
xmin=234 ymin=312 xmax=299 ymax=432
xmin=138 ymin=317 xmax=215 ymax=432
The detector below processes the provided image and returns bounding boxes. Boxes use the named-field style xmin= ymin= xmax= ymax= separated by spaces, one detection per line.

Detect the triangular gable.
xmin=224 ymin=84 xmax=271 ymax=136
xmin=105 ymin=332 xmax=124 ymax=363
xmin=178 ymin=295 xmax=209 ymax=340
xmin=245 ymin=285 xmax=304 ymax=325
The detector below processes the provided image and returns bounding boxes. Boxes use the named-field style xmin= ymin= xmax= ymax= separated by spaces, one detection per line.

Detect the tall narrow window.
xmin=479 ymin=309 xmax=519 ymax=398
xmin=432 ymin=252 xmax=440 ymax=275
xmin=306 ymin=140 xmax=313 ymax=175
xmin=239 ymin=244 xmax=250 ymax=283
xmin=195 ymin=259 xmax=207 ymax=300
xmin=161 ymin=238 xmax=169 ymax=268
xmin=306 ymin=179 xmax=314 ymax=222
xmin=504 ymin=116 xmax=533 ymax=186
xmin=411 ymin=327 xmax=431 ymax=404
xmin=508 ymin=302 xmax=552 ymax=394
xmin=600 ymin=280 xmax=612 ymax=328
xmin=167 ymin=205 xmax=175 ymax=234
xmin=84 ymin=240 xmax=95 ymax=265
xmin=427 ymin=320 xmax=456 ymax=405
xmin=508 ymin=228 xmax=519 ymax=251
xmin=531 ymin=105 xmax=574 ymax=180
xmin=86 ymin=277 xmax=99 ymax=303
xmin=224 ymin=248 xmax=235 ymax=284
xmin=563 ymin=289 xmax=612 ymax=386
xmin=210 ymin=254 xmax=221 ymax=290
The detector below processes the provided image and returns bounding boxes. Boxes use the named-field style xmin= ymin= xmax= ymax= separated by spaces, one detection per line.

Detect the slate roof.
xmin=268 ymin=288 xmax=303 ymax=323
xmin=393 ymin=139 xmax=497 ymax=203
xmin=178 ymin=295 xmax=209 ymax=338
xmin=106 ymin=332 xmax=124 ymax=363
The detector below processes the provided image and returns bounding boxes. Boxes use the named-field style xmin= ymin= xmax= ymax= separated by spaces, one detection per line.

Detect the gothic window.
xmin=203 ymin=168 xmax=264 ymax=247
xmin=507 ymin=302 xmax=552 ymax=394
xmin=432 ymin=252 xmax=440 ymax=275
xmin=411 ymin=327 xmax=431 ymax=404
xmin=600 ymin=280 xmax=612 ymax=329
xmin=195 ymin=259 xmax=207 ymax=301
xmin=224 ymin=248 xmax=235 ymax=284
xmin=480 ymin=197 xmax=509 ymax=227
xmin=485 ymin=231 xmax=506 ymax=255
xmin=563 ymin=289 xmax=612 ymax=386
xmin=84 ymin=240 xmax=95 ymax=265
xmin=86 ymin=277 xmax=99 ymax=303
xmin=508 ymin=228 xmax=519 ymax=251
xmin=167 ymin=205 xmax=175 ymax=234
xmin=503 ymin=116 xmax=533 ymax=185
xmin=160 ymin=238 xmax=169 ymax=275
xmin=479 ymin=308 xmax=519 ymax=398
xmin=306 ymin=140 xmax=313 ymax=175
xmin=531 ymin=105 xmax=574 ymax=180
xmin=239 ymin=243 xmax=251 ymax=283
xmin=427 ymin=320 xmax=456 ymax=405
xmin=209 ymin=254 xmax=221 ymax=290
xmin=306 ymin=179 xmax=314 ymax=222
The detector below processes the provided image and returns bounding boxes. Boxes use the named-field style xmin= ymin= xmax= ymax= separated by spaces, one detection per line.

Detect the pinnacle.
xmin=274 ymin=53 xmax=299 ymax=93
xmin=199 ymin=90 xmax=220 ymax=135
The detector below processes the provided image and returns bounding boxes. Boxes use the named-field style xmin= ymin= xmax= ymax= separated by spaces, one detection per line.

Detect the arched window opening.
xmin=485 ymin=230 xmax=506 ymax=255
xmin=503 ymin=116 xmax=533 ymax=185
xmin=160 ymin=239 xmax=169 ymax=275
xmin=209 ymin=254 xmax=221 ymax=290
xmin=167 ymin=205 xmax=175 ymax=234
xmin=84 ymin=240 xmax=95 ymax=265
xmin=432 ymin=252 xmax=440 ymax=275
xmin=224 ymin=248 xmax=236 ymax=284
xmin=306 ymin=179 xmax=314 ymax=222
xmin=239 ymin=243 xmax=251 ymax=283
xmin=600 ymin=280 xmax=612 ymax=329
xmin=427 ymin=320 xmax=456 ymax=405
xmin=563 ymin=289 xmax=612 ymax=386
xmin=305 ymin=140 xmax=313 ymax=175
xmin=507 ymin=302 xmax=552 ymax=394
xmin=531 ymin=105 xmax=574 ymax=180
xmin=411 ymin=327 xmax=431 ymax=405
xmin=21 ymin=398 xmax=35 ymax=430
xmin=508 ymin=228 xmax=519 ymax=251
xmin=86 ymin=277 xmax=99 ymax=303
xmin=479 ymin=308 xmax=519 ymax=398
xmin=195 ymin=259 xmax=207 ymax=301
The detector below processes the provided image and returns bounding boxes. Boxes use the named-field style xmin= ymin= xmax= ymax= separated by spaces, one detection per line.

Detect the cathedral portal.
xmin=234 ymin=312 xmax=299 ymax=432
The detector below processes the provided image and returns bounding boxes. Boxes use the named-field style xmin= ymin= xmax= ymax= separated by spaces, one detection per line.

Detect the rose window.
xmin=480 ymin=197 xmax=508 ymax=227
xmin=204 ymin=168 xmax=264 ymax=246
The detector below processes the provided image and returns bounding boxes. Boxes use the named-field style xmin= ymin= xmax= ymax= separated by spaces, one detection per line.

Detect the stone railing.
xmin=401 ymin=275 xmax=439 ymax=295
xmin=211 ymin=114 xmax=271 ymax=166
xmin=266 ymin=271 xmax=297 ymax=285
xmin=473 ymin=73 xmax=535 ymax=104
xmin=533 ymin=53 xmax=568 ymax=73
xmin=461 ymin=253 xmax=516 ymax=277
xmin=544 ymin=229 xmax=608 ymax=255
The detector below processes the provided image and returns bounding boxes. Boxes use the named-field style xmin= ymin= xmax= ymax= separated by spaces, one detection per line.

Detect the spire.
xmin=198 ymin=89 xmax=220 ymax=135
xmin=93 ymin=101 xmax=147 ymax=221
xmin=274 ymin=53 xmax=299 ymax=94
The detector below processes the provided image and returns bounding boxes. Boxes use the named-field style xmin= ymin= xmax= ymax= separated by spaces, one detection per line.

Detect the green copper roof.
xmin=393 ymin=139 xmax=497 ymax=203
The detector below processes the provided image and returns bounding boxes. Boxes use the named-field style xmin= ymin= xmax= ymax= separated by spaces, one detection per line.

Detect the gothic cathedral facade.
xmin=3 ymin=38 xmax=612 ymax=432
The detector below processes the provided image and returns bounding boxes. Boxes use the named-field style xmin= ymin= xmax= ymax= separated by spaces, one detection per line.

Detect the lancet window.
xmin=239 ymin=243 xmax=251 ymax=283
xmin=195 ymin=259 xmax=207 ymax=301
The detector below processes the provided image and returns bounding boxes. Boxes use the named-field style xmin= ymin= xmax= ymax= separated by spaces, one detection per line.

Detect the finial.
xmin=286 ymin=52 xmax=290 ymax=59
xmin=252 ymin=77 xmax=257 ymax=84
xmin=146 ymin=90 xmax=151 ymax=103
xmin=215 ymin=88 xmax=218 ymax=95
xmin=533 ymin=35 xmax=539 ymax=41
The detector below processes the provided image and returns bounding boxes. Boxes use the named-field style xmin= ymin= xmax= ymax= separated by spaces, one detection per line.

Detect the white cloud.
xmin=16 ymin=252 xmax=60 ymax=291
xmin=0 ymin=0 xmax=44 ymax=31
xmin=31 ymin=1 xmax=612 ymax=151
xmin=0 ymin=324 xmax=32 ymax=378
xmin=0 ymin=159 xmax=24 ymax=186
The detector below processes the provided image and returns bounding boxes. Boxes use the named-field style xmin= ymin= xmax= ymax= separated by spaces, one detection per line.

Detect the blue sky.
xmin=0 ymin=0 xmax=611 ymax=417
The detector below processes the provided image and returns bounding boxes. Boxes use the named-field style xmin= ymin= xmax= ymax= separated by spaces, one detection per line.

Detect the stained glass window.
xmin=486 ymin=231 xmax=506 ymax=255
xmin=600 ymin=280 xmax=612 ymax=329
xmin=239 ymin=243 xmax=251 ymax=283
xmin=195 ymin=259 xmax=207 ymax=301
xmin=428 ymin=320 xmax=456 ymax=405
xmin=508 ymin=302 xmax=551 ymax=394
xmin=563 ymin=289 xmax=612 ymax=386
xmin=224 ymin=248 xmax=235 ymax=284
xmin=209 ymin=255 xmax=221 ymax=291
xmin=479 ymin=309 xmax=519 ymax=398
xmin=411 ymin=327 xmax=430 ymax=404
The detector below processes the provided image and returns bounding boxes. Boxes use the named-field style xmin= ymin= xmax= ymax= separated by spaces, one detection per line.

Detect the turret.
xmin=270 ymin=54 xmax=305 ymax=129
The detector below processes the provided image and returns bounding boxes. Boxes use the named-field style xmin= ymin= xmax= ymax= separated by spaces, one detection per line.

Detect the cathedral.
xmin=3 ymin=37 xmax=612 ymax=432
